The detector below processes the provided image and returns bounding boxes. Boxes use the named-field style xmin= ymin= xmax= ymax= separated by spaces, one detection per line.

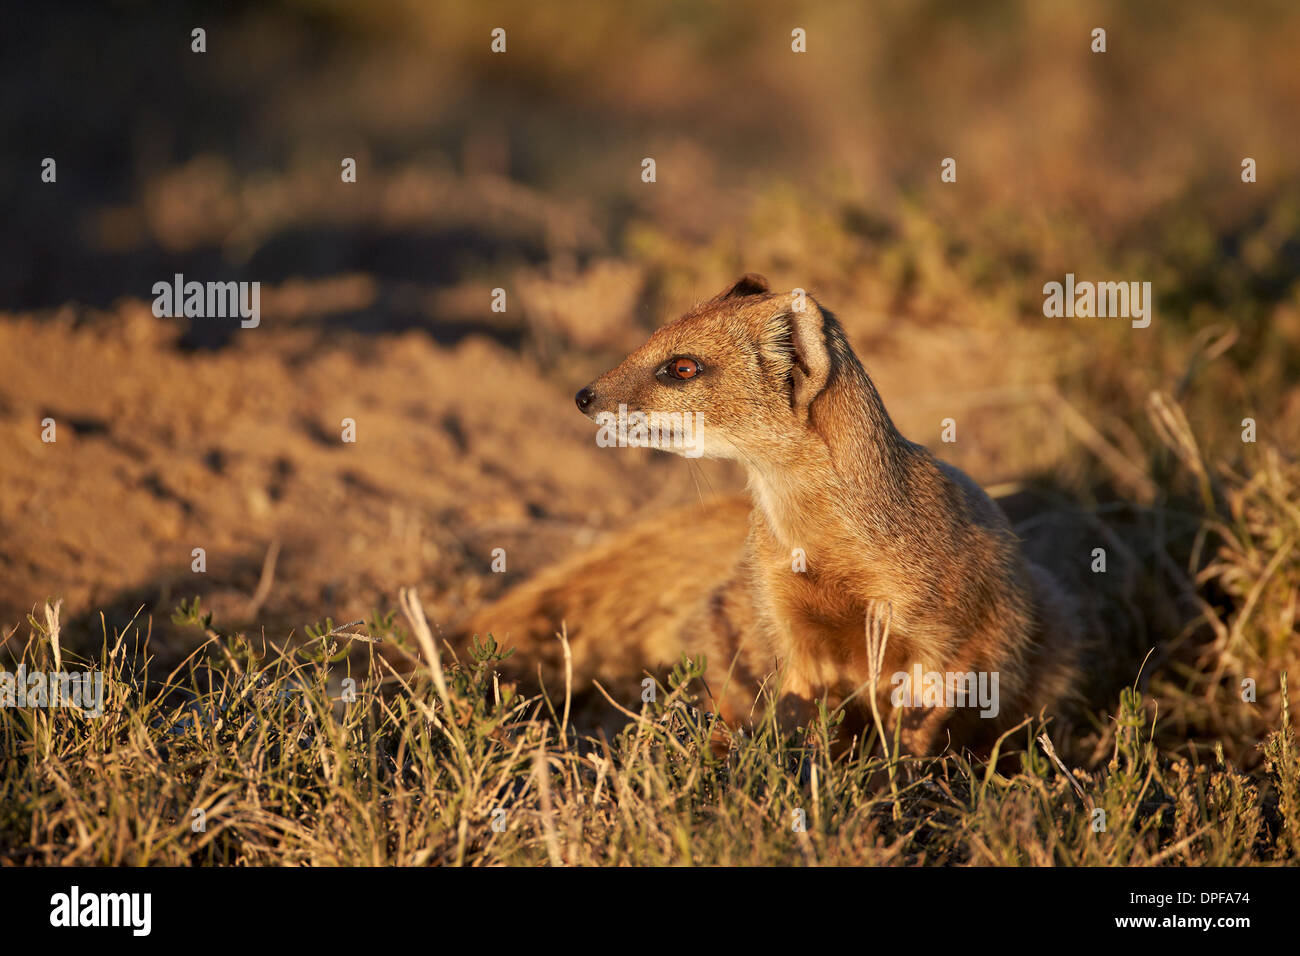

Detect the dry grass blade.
xmin=556 ymin=622 xmax=573 ymax=749
xmin=1037 ymin=732 xmax=1094 ymax=813
xmin=1147 ymin=391 xmax=1219 ymax=515
xmin=246 ymin=538 xmax=281 ymax=620
xmin=44 ymin=599 xmax=63 ymax=673
xmin=399 ymin=586 xmax=450 ymax=706
xmin=865 ymin=599 xmax=901 ymax=817
xmin=533 ymin=746 xmax=563 ymax=867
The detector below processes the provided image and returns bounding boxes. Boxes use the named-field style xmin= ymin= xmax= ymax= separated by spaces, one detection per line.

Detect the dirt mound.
xmin=0 ymin=283 xmax=744 ymax=661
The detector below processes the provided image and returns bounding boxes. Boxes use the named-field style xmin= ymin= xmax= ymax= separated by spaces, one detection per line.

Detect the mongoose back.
xmin=461 ymin=274 xmax=1137 ymax=755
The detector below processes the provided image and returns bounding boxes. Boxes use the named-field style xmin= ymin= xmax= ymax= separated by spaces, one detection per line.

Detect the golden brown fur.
xmin=458 ymin=275 xmax=1139 ymax=755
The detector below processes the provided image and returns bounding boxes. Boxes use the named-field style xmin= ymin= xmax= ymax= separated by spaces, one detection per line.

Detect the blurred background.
xmin=2 ymin=2 xmax=1297 ymax=751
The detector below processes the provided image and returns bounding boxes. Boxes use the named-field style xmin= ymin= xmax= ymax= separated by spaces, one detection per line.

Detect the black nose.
xmin=575 ymin=386 xmax=596 ymax=412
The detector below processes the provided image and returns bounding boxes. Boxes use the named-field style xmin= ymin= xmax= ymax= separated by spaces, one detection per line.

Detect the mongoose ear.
xmin=763 ymin=303 xmax=832 ymax=417
xmin=716 ymin=273 xmax=770 ymax=300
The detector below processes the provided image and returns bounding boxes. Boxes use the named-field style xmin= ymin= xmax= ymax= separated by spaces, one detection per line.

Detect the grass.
xmin=3 ymin=228 xmax=1298 ymax=863
xmin=4 ymin=181 xmax=1297 ymax=866
xmin=4 ymin=0 xmax=1299 ymax=868
xmin=3 ymin=469 xmax=1296 ymax=866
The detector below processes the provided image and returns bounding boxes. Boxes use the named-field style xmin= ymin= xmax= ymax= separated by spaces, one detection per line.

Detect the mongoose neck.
xmin=748 ymin=354 xmax=917 ymax=552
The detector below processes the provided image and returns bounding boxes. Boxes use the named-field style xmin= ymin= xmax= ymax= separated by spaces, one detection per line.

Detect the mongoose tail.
xmin=456 ymin=494 xmax=754 ymax=708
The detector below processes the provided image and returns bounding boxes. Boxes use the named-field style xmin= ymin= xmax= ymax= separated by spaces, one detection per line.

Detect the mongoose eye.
xmin=665 ymin=357 xmax=700 ymax=380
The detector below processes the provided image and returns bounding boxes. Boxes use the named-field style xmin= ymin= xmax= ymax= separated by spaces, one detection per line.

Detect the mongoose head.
xmin=575 ymin=274 xmax=852 ymax=464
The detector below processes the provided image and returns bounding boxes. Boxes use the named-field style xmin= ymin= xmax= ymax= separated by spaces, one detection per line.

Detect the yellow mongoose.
xmin=461 ymin=275 xmax=1136 ymax=755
